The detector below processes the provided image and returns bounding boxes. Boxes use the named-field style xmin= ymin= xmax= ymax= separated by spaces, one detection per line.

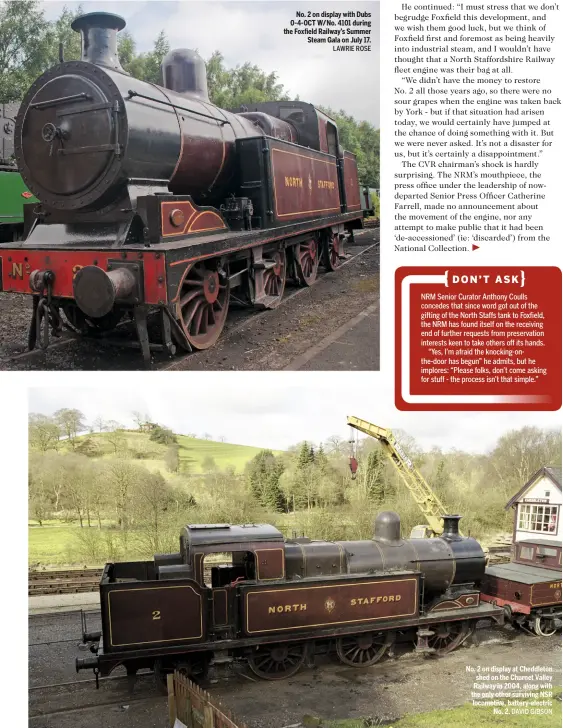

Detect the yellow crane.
xmin=347 ymin=415 xmax=454 ymax=538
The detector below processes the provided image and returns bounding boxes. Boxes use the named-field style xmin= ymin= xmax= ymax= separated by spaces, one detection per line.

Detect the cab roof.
xmin=183 ymin=523 xmax=283 ymax=548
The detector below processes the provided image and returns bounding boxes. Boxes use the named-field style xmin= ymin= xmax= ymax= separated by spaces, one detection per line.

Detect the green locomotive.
xmin=0 ymin=103 xmax=37 ymax=242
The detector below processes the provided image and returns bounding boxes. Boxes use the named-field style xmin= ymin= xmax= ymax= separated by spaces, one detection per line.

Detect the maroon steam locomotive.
xmin=0 ymin=12 xmax=365 ymax=365
xmin=76 ymin=512 xmax=503 ymax=685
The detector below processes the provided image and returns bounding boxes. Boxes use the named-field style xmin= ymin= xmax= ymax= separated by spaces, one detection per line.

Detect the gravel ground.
xmin=167 ymin=237 xmax=379 ymax=371
xmin=29 ymin=612 xmax=561 ymax=728
xmin=1 ymin=231 xmax=378 ymax=371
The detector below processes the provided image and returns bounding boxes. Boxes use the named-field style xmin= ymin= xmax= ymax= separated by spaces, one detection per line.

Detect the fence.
xmin=167 ymin=671 xmax=247 ymax=728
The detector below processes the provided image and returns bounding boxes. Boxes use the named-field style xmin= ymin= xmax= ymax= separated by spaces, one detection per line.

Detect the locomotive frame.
xmin=0 ymin=12 xmax=367 ymax=367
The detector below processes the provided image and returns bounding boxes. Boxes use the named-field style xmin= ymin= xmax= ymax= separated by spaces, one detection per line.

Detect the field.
xmin=29 ymin=522 xmax=81 ymax=565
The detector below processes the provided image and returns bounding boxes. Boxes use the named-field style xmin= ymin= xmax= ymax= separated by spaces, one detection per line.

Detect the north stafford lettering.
xmin=318 ymin=180 xmax=335 ymax=190
xmin=351 ymin=594 xmax=402 ymax=605
xmin=268 ymin=604 xmax=307 ymax=614
xmin=285 ymin=176 xmax=303 ymax=188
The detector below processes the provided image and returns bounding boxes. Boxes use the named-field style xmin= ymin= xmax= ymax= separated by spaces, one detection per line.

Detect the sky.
xmin=28 ymin=377 xmax=561 ymax=454
xmin=40 ymin=0 xmax=380 ymax=125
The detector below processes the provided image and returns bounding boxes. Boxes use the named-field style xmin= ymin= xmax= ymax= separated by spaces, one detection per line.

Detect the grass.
xmin=176 ymin=435 xmax=278 ymax=473
xmin=29 ymin=522 xmax=84 ymax=566
xmin=57 ymin=430 xmax=280 ymax=475
xmin=304 ymin=689 xmax=562 ymax=728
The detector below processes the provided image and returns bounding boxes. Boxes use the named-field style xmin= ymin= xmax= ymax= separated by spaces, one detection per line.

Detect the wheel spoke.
xmin=294 ymin=241 xmax=318 ymax=286
xmin=337 ymin=633 xmax=391 ymax=667
xmin=248 ymin=643 xmax=305 ymax=680
xmin=180 ymin=288 xmax=201 ymax=308
xmin=428 ymin=622 xmax=469 ymax=655
xmin=174 ymin=263 xmax=230 ymax=350
xmin=207 ymin=304 xmax=216 ymax=326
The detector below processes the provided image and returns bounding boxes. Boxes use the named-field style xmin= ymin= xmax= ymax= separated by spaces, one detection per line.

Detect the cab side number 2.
xmin=152 ymin=610 xmax=161 ymax=620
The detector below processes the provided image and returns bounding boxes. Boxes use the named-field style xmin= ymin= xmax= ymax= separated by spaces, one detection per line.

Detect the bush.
xmin=149 ymin=425 xmax=177 ymax=445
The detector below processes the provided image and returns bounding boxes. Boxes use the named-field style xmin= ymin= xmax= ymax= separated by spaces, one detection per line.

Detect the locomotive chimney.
xmin=441 ymin=515 xmax=462 ymax=541
xmin=71 ymin=12 xmax=126 ymax=72
xmin=373 ymin=511 xmax=402 ymax=544
xmin=161 ymin=49 xmax=210 ymax=101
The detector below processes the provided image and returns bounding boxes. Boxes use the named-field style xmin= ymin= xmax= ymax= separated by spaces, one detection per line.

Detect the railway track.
xmin=29 ymin=672 xmax=164 ymax=720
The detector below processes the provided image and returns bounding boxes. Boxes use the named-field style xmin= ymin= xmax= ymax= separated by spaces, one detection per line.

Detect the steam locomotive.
xmin=0 ymin=12 xmax=365 ymax=365
xmin=76 ymin=512 xmax=504 ymax=685
xmin=0 ymin=102 xmax=37 ymax=243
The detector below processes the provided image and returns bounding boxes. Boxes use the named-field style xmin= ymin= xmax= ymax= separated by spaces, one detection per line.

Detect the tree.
xmin=118 ymin=29 xmax=170 ymax=84
xmin=131 ymin=411 xmax=147 ymax=430
xmin=0 ymin=0 xmax=50 ymax=103
xmin=56 ymin=454 xmax=96 ymax=528
xmin=297 ymin=442 xmax=315 ymax=469
xmin=325 ymin=435 xmax=346 ymax=455
xmin=43 ymin=4 xmax=82 ymax=66
xmin=28 ymin=413 xmax=60 ymax=452
xmin=29 ymin=470 xmax=51 ymax=525
xmin=105 ymin=424 xmax=127 ymax=455
xmin=131 ymin=470 xmax=173 ymax=553
xmin=486 ymin=427 xmax=561 ymax=500
xmin=246 ymin=450 xmax=285 ymax=512
xmin=320 ymin=108 xmax=380 ymax=188
xmin=92 ymin=416 xmax=106 ymax=433
xmin=207 ymin=51 xmax=289 ymax=109
xmin=364 ymin=448 xmax=386 ymax=503
xmin=201 ymin=455 xmax=217 ymax=473
xmin=54 ymin=408 xmax=85 ymax=449
xmin=165 ymin=444 xmax=180 ymax=473
xmin=150 ymin=425 xmax=177 ymax=445
xmin=432 ymin=457 xmax=449 ymax=499
xmin=106 ymin=460 xmax=139 ymax=530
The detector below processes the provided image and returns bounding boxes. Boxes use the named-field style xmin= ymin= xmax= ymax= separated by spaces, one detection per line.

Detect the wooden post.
xmin=203 ymin=704 xmax=214 ymax=728
xmin=167 ymin=672 xmax=176 ymax=727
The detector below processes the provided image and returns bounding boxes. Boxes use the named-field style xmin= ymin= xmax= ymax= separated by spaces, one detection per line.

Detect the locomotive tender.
xmin=0 ymin=12 xmax=364 ymax=365
xmin=76 ymin=512 xmax=503 ymax=683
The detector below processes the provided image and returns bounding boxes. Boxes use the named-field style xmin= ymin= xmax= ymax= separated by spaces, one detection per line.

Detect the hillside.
xmin=29 ymin=430 xmax=284 ymax=566
xmin=57 ymin=430 xmax=282 ymax=475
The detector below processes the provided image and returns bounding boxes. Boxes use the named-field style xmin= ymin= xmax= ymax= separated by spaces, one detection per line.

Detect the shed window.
xmin=537 ymin=546 xmax=558 ymax=557
xmin=518 ymin=504 xmax=558 ymax=533
xmin=519 ymin=546 xmax=534 ymax=560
